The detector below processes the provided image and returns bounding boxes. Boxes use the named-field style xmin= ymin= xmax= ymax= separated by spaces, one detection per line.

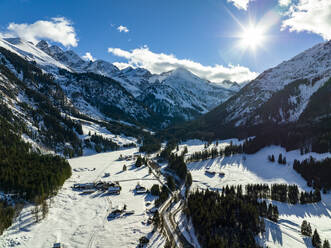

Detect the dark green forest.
xmin=186 ymin=188 xmax=276 ymax=248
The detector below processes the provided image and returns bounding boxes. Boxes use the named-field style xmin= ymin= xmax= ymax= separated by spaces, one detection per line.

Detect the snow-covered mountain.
xmin=0 ymin=37 xmax=237 ymax=127
xmin=138 ymin=68 xmax=235 ymax=126
xmin=205 ymin=40 xmax=331 ymax=128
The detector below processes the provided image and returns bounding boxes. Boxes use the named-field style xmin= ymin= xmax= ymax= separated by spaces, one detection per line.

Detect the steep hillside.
xmin=0 ymin=46 xmax=153 ymax=156
xmin=166 ymin=41 xmax=331 ymax=153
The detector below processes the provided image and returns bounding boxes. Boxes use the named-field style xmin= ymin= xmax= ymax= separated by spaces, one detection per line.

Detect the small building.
xmin=53 ymin=243 xmax=64 ymax=248
xmin=82 ymin=189 xmax=95 ymax=194
xmin=94 ymin=181 xmax=105 ymax=190
xmin=73 ymin=183 xmax=94 ymax=190
xmin=135 ymin=183 xmax=147 ymax=194
xmin=108 ymin=182 xmax=121 ymax=194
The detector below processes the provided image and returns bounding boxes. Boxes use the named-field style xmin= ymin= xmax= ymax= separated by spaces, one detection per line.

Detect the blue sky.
xmin=0 ymin=0 xmax=329 ymax=83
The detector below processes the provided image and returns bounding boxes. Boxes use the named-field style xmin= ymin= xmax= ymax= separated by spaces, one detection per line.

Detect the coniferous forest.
xmin=0 ymin=113 xmax=71 ymax=234
xmin=0 ymin=116 xmax=72 ymax=200
xmin=186 ymin=187 xmax=275 ymax=248
xmin=293 ymin=157 xmax=331 ymax=190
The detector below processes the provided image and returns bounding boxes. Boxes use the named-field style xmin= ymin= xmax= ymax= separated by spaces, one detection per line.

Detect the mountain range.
xmin=170 ymin=40 xmax=331 ymax=153
xmin=0 ymin=37 xmax=240 ymax=154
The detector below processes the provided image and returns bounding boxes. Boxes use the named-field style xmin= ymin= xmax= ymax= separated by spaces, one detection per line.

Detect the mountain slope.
xmin=166 ymin=40 xmax=331 ymax=152
xmin=11 ymin=38 xmax=236 ymax=127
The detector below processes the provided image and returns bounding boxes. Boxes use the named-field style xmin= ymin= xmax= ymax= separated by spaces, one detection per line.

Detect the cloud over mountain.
xmin=108 ymin=46 xmax=257 ymax=83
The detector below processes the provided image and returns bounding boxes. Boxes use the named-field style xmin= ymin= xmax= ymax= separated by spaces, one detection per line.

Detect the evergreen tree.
xmin=278 ymin=153 xmax=283 ymax=164
xmin=186 ymin=172 xmax=192 ymax=188
xmin=150 ymin=184 xmax=160 ymax=196
xmin=153 ymin=210 xmax=160 ymax=229
xmin=135 ymin=156 xmax=143 ymax=167
xmin=167 ymin=176 xmax=176 ymax=191
xmin=282 ymin=156 xmax=287 ymax=165
xmin=301 ymin=220 xmax=312 ymax=236
xmin=312 ymin=229 xmax=322 ymax=248
xmin=323 ymin=240 xmax=330 ymax=248
xmin=123 ymin=164 xmax=127 ymax=171
xmin=41 ymin=200 xmax=48 ymax=219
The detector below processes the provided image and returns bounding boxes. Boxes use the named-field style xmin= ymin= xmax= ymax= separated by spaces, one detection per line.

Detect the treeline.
xmin=293 ymin=157 xmax=331 ymax=191
xmin=245 ymin=183 xmax=321 ymax=204
xmin=139 ymin=134 xmax=161 ymax=154
xmin=0 ymin=116 xmax=72 ymax=201
xmin=168 ymin=154 xmax=188 ymax=180
xmin=301 ymin=220 xmax=330 ymax=248
xmin=0 ymin=200 xmax=15 ymax=235
xmin=187 ymin=140 xmax=249 ymax=162
xmin=84 ymin=133 xmax=119 ymax=153
xmin=268 ymin=153 xmax=287 ymax=164
xmin=0 ymin=48 xmax=84 ymax=157
xmin=186 ymin=188 xmax=278 ymax=248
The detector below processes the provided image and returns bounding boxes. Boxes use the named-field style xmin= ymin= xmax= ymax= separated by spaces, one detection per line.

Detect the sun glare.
xmin=240 ymin=25 xmax=266 ymax=51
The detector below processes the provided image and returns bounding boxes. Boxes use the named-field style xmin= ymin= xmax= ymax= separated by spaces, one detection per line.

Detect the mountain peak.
xmin=171 ymin=67 xmax=194 ymax=77
xmin=36 ymin=40 xmax=49 ymax=50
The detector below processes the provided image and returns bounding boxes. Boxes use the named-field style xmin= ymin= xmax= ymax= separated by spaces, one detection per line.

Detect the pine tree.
xmin=301 ymin=220 xmax=312 ymax=236
xmin=278 ymin=153 xmax=283 ymax=164
xmin=312 ymin=229 xmax=321 ymax=248
xmin=282 ymin=156 xmax=287 ymax=165
xmin=123 ymin=164 xmax=127 ymax=171
xmin=314 ymin=189 xmax=321 ymax=202
xmin=167 ymin=176 xmax=176 ymax=191
xmin=33 ymin=205 xmax=39 ymax=223
xmin=272 ymin=205 xmax=279 ymax=222
xmin=186 ymin=172 xmax=192 ymax=188
xmin=153 ymin=210 xmax=160 ymax=229
xmin=301 ymin=220 xmax=308 ymax=235
xmin=135 ymin=156 xmax=143 ymax=167
xmin=323 ymin=240 xmax=330 ymax=248
xmin=41 ymin=199 xmax=48 ymax=219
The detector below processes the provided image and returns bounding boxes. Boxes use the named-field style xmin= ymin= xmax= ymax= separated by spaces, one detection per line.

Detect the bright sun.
xmin=239 ymin=25 xmax=266 ymax=51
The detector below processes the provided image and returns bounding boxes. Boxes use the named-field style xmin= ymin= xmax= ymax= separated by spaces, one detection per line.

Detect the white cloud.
xmin=82 ymin=52 xmax=95 ymax=62
xmin=279 ymin=0 xmax=292 ymax=7
xmin=117 ymin=25 xmax=129 ymax=33
xmin=108 ymin=46 xmax=257 ymax=83
xmin=281 ymin=0 xmax=331 ymax=40
xmin=4 ymin=17 xmax=78 ymax=47
xmin=227 ymin=0 xmax=251 ymax=10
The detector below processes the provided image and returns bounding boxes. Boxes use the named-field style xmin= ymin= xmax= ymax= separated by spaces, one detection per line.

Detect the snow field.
xmin=0 ymin=148 xmax=162 ymax=248
xmin=182 ymin=140 xmax=331 ymax=248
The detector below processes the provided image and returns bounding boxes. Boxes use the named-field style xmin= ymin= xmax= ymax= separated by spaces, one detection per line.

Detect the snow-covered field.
xmin=182 ymin=140 xmax=331 ymax=248
xmin=0 ymin=148 xmax=164 ymax=248
xmin=1 ymin=138 xmax=331 ymax=248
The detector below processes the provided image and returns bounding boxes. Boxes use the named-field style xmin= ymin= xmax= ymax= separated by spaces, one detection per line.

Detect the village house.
xmin=108 ymin=182 xmax=121 ymax=194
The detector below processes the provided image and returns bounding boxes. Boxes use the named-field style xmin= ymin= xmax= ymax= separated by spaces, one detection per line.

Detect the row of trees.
xmin=244 ymin=183 xmax=321 ymax=204
xmin=168 ymin=153 xmax=188 ymax=181
xmin=186 ymin=188 xmax=279 ymax=248
xmin=268 ymin=153 xmax=287 ymax=164
xmin=84 ymin=133 xmax=119 ymax=153
xmin=0 ymin=116 xmax=72 ymax=201
xmin=293 ymin=157 xmax=331 ymax=190
xmin=0 ymin=200 xmax=15 ymax=235
xmin=301 ymin=220 xmax=330 ymax=248
xmin=187 ymin=142 xmax=245 ymax=162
